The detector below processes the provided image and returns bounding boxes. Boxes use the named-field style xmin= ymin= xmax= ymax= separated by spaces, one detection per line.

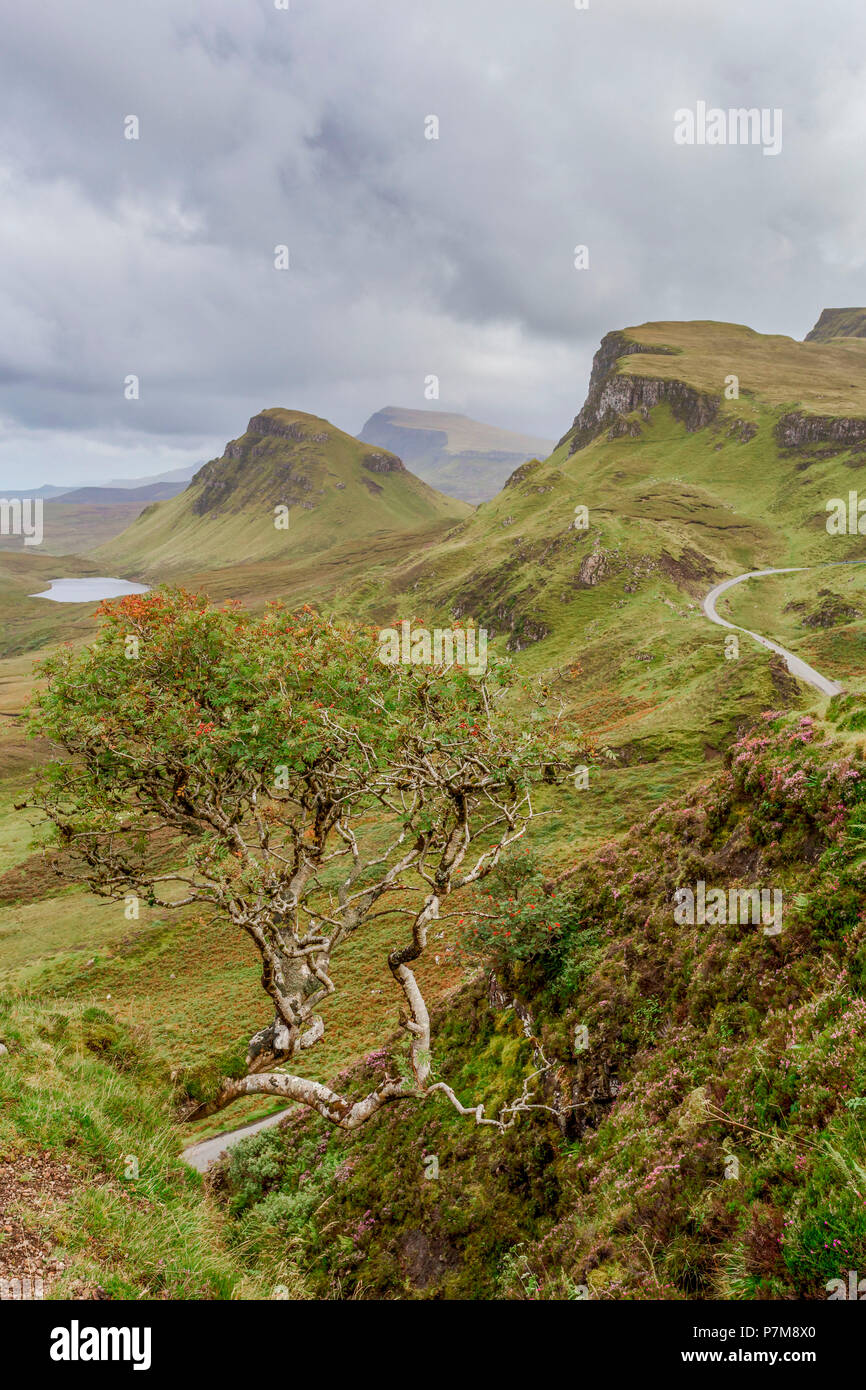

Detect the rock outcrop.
xmin=362 ymin=450 xmax=405 ymax=474
xmin=557 ymin=331 xmax=720 ymax=455
xmin=804 ymin=307 xmax=866 ymax=343
xmin=247 ymin=412 xmax=330 ymax=444
xmin=775 ymin=411 xmax=866 ymax=455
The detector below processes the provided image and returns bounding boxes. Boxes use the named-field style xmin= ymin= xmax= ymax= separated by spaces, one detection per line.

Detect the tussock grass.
xmin=0 ymin=993 xmax=293 ymax=1298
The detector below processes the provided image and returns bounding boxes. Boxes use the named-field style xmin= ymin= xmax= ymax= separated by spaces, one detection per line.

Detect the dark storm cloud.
xmin=0 ymin=0 xmax=864 ymax=485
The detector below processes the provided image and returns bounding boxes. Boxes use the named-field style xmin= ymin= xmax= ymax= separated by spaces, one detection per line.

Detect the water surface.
xmin=30 ymin=577 xmax=150 ymax=604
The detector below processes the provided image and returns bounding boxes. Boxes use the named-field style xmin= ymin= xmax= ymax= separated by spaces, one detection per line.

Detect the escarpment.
xmin=775 ymin=410 xmax=866 ymax=456
xmin=557 ymin=331 xmax=720 ymax=455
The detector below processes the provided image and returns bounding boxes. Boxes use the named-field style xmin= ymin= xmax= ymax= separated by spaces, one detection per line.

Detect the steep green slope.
xmin=218 ymin=706 xmax=866 ymax=1300
xmin=0 ymin=994 xmax=292 ymax=1298
xmin=2 ymin=319 xmax=866 ymax=1306
xmin=96 ymin=408 xmax=470 ymax=576
xmin=805 ymin=308 xmax=866 ymax=343
xmin=358 ymin=406 xmax=554 ymax=503
xmin=361 ymin=320 xmax=866 ymax=792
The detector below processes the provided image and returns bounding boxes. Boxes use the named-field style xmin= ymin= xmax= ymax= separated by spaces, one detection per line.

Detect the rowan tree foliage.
xmin=27 ymin=588 xmax=587 ymax=1130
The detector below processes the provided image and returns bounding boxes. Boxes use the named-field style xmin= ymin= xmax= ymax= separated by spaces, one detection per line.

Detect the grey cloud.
xmin=0 ymin=0 xmax=864 ymax=484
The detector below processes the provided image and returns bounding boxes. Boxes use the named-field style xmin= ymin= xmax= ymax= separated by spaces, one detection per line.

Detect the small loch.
xmin=30 ymin=577 xmax=150 ymax=604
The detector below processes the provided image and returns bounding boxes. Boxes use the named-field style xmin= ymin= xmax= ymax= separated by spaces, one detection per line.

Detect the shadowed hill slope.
xmin=96 ymin=408 xmax=470 ymax=576
xmin=358 ymin=406 xmax=554 ymax=503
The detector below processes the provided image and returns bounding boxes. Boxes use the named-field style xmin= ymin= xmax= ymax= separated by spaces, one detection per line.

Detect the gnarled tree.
xmin=27 ymin=589 xmax=586 ymax=1130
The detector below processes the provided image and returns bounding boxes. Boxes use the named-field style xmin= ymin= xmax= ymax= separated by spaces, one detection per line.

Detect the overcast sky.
xmin=1 ymin=0 xmax=865 ymax=486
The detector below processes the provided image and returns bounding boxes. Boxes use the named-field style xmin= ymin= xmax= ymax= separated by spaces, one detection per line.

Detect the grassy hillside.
xmin=613 ymin=319 xmax=866 ymax=412
xmin=2 ymin=316 xmax=866 ymax=1301
xmin=358 ymin=406 xmax=554 ymax=503
xmin=9 ymin=317 xmax=866 ymax=1080
xmin=0 ymin=994 xmax=293 ymax=1298
xmin=718 ymin=564 xmax=866 ymax=683
xmin=217 ymin=706 xmax=866 ymax=1300
xmin=355 ymin=321 xmax=866 ymax=803
xmin=96 ymin=408 xmax=470 ymax=577
xmin=805 ymin=308 xmax=866 ymax=343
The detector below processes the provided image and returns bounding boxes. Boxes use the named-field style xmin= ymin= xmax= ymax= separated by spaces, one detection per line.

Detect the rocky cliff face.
xmin=804 ymin=307 xmax=866 ymax=343
xmin=556 ymin=331 xmax=720 ymax=455
xmin=189 ymin=413 xmax=406 ymax=517
xmin=775 ymin=410 xmax=866 ymax=456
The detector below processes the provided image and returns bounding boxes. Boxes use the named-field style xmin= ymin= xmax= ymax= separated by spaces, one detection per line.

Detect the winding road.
xmin=182 ymin=1107 xmax=290 ymax=1173
xmin=702 ymin=561 xmax=866 ymax=698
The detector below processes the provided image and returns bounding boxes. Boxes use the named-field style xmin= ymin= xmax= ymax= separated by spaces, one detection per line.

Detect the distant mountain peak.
xmin=246 ymin=407 xmax=333 ymax=443
xmin=96 ymin=405 xmax=466 ymax=575
xmin=804 ymin=308 xmax=866 ymax=343
xmin=358 ymin=407 xmax=554 ymax=503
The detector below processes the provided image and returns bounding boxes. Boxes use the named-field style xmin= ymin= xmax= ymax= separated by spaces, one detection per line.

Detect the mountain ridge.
xmin=95 ymin=407 xmax=470 ymax=576
xmin=358 ymin=406 xmax=554 ymax=503
xmin=805 ymin=307 xmax=866 ymax=343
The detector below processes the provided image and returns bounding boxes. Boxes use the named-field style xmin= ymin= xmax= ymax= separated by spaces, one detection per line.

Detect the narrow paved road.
xmin=182 ymin=1107 xmax=291 ymax=1172
xmin=702 ymin=560 xmax=866 ymax=698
